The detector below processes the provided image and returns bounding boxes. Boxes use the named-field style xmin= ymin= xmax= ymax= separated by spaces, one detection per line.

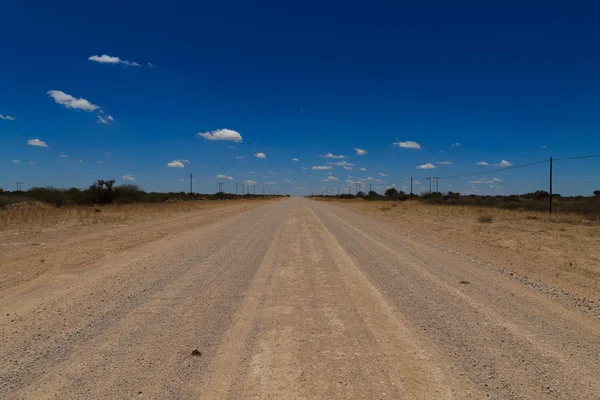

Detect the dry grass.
xmin=0 ymin=199 xmax=264 ymax=235
xmin=328 ymin=199 xmax=600 ymax=301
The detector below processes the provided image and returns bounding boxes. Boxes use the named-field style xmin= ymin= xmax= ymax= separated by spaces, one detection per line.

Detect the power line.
xmin=553 ymin=154 xmax=600 ymax=161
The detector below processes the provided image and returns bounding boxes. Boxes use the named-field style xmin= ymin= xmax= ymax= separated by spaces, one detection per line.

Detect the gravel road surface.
xmin=1 ymin=198 xmax=599 ymax=399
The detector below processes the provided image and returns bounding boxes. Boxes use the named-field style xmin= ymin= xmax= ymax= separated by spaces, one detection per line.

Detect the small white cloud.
xmin=216 ymin=174 xmax=234 ymax=181
xmin=476 ymin=161 xmax=489 ymax=166
xmin=0 ymin=114 xmax=15 ymax=120
xmin=343 ymin=166 xmax=353 ymax=171
xmin=328 ymin=161 xmax=354 ymax=167
xmin=244 ymin=180 xmax=257 ymax=185
xmin=29 ymin=161 xmax=36 ymax=164
xmin=59 ymin=154 xmax=68 ymax=158
xmin=495 ymin=160 xmax=513 ymax=167
xmin=27 ymin=138 xmax=49 ymax=147
xmin=179 ymin=159 xmax=190 ymax=164
xmin=320 ymin=152 xmax=346 ymax=159
xmin=360 ymin=167 xmax=367 ymax=171
xmin=292 ymin=158 xmax=299 ymax=162
xmin=437 ymin=161 xmax=452 ymax=165
xmin=312 ymin=166 xmax=333 ymax=170
xmin=236 ymin=156 xmax=246 ymax=159
xmin=367 ymin=176 xmax=374 ymax=181
xmin=379 ymin=172 xmax=388 ymax=177
xmin=167 ymin=160 xmax=185 ymax=168
xmin=12 ymin=159 xmax=20 ymax=163
xmin=104 ymin=152 xmax=111 ymax=157
xmin=393 ymin=140 xmax=421 ymax=149
xmin=254 ymin=152 xmax=266 ymax=159
xmin=97 ymin=115 xmax=116 ymax=124
xmin=451 ymin=142 xmax=461 ymax=147
xmin=541 ymin=145 xmax=547 ymax=149
xmin=265 ymin=181 xmax=276 ymax=185
xmin=179 ymin=178 xmax=185 ymax=181
xmin=416 ymin=163 xmax=436 ymax=169
xmin=354 ymin=148 xmax=367 ymax=155
xmin=47 ymin=90 xmax=99 ymax=111
xmin=198 ymin=129 xmax=243 ymax=142
xmin=325 ymin=175 xmax=339 ymax=181
xmin=88 ymin=54 xmax=140 ymax=67
xmin=122 ymin=174 xmax=135 ymax=180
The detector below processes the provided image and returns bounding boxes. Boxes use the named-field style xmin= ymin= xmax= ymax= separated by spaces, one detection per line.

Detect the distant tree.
xmin=594 ymin=190 xmax=600 ymax=198
xmin=385 ymin=188 xmax=398 ymax=198
xmin=88 ymin=180 xmax=116 ymax=204
xmin=534 ymin=190 xmax=550 ymax=199
xmin=356 ymin=191 xmax=366 ymax=198
xmin=368 ymin=190 xmax=378 ymax=197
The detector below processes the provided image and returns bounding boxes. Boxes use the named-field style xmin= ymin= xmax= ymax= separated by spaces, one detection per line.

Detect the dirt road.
xmin=1 ymin=199 xmax=599 ymax=399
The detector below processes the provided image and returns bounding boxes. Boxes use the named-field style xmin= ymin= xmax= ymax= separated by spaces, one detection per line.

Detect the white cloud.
xmin=437 ymin=161 xmax=452 ymax=165
xmin=244 ymin=180 xmax=257 ymax=185
xmin=236 ymin=156 xmax=246 ymax=159
xmin=325 ymin=175 xmax=339 ymax=181
xmin=393 ymin=140 xmax=421 ymax=149
xmin=167 ymin=160 xmax=185 ymax=168
xmin=451 ymin=142 xmax=461 ymax=147
xmin=29 ymin=161 xmax=36 ymax=164
xmin=367 ymin=177 xmax=374 ymax=181
xmin=354 ymin=148 xmax=367 ymax=155
xmin=216 ymin=174 xmax=234 ymax=181
xmin=343 ymin=166 xmax=353 ymax=171
xmin=88 ymin=54 xmax=140 ymax=67
xmin=328 ymin=161 xmax=354 ymax=167
xmin=360 ymin=167 xmax=367 ymax=171
xmin=265 ymin=181 xmax=276 ymax=185
xmin=416 ymin=163 xmax=436 ymax=169
xmin=47 ymin=90 xmax=99 ymax=111
xmin=541 ymin=145 xmax=547 ymax=149
xmin=292 ymin=158 xmax=299 ymax=162
xmin=0 ymin=114 xmax=15 ymax=120
xmin=379 ymin=172 xmax=388 ymax=177
xmin=312 ymin=166 xmax=332 ymax=170
xmin=59 ymin=154 xmax=68 ymax=158
xmin=12 ymin=160 xmax=20 ymax=163
xmin=476 ymin=161 xmax=489 ymax=166
xmin=496 ymin=160 xmax=513 ymax=167
xmin=122 ymin=174 xmax=135 ymax=180
xmin=321 ymin=152 xmax=346 ymax=159
xmin=254 ymin=152 xmax=266 ymax=159
xmin=97 ymin=115 xmax=116 ymax=124
xmin=413 ymin=180 xmax=421 ymax=184
xmin=27 ymin=138 xmax=49 ymax=147
xmin=198 ymin=129 xmax=243 ymax=142
xmin=180 ymin=159 xmax=190 ymax=164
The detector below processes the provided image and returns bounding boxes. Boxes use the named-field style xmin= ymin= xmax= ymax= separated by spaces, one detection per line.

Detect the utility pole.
xmin=189 ymin=174 xmax=193 ymax=196
xmin=254 ymin=185 xmax=256 ymax=195
xmin=218 ymin=182 xmax=223 ymax=193
xmin=16 ymin=181 xmax=23 ymax=191
xmin=434 ymin=178 xmax=440 ymax=193
xmin=549 ymin=157 xmax=553 ymax=214
xmin=427 ymin=177 xmax=432 ymax=193
xmin=410 ymin=177 xmax=413 ymax=200
xmin=236 ymin=182 xmax=238 ymax=195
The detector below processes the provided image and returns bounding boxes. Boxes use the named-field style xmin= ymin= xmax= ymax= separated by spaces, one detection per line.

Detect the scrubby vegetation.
xmin=309 ymin=189 xmax=600 ymax=219
xmin=0 ymin=180 xmax=287 ymax=208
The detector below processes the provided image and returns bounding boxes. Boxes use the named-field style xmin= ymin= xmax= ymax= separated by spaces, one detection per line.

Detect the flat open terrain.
xmin=1 ymin=198 xmax=599 ymax=399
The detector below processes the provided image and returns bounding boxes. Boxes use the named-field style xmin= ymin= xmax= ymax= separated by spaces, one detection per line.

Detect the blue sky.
xmin=1 ymin=1 xmax=599 ymax=196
